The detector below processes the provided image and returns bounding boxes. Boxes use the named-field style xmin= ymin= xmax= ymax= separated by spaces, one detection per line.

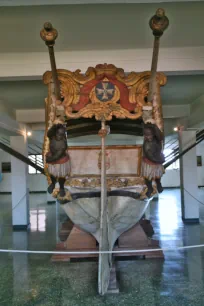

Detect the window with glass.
xmin=28 ymin=154 xmax=43 ymax=174
xmin=164 ymin=149 xmax=180 ymax=170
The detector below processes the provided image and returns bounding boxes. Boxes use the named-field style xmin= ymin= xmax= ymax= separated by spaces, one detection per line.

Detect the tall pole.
xmin=40 ymin=22 xmax=61 ymax=101
xmin=147 ymin=36 xmax=160 ymax=105
xmin=146 ymin=8 xmax=169 ymax=133
xmin=100 ymin=121 xmax=107 ymax=223
xmin=98 ymin=121 xmax=109 ymax=295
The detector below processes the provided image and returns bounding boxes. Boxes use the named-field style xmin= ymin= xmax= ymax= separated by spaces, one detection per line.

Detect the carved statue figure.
xmin=141 ymin=123 xmax=165 ymax=197
xmin=46 ymin=123 xmax=70 ymax=197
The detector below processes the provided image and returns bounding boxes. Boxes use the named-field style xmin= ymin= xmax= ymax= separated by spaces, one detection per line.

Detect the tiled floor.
xmin=0 ymin=189 xmax=204 ymax=305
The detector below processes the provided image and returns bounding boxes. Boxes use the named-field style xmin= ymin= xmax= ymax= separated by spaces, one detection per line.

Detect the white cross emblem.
xmin=96 ymin=82 xmax=114 ymax=101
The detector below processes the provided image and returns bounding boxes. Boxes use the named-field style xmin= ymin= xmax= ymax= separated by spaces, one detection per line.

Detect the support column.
xmin=10 ymin=135 xmax=30 ymax=230
xmin=179 ymin=130 xmax=199 ymax=223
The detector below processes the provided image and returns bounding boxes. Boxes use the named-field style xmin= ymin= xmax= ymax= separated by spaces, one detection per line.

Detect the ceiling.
xmin=0 ymin=0 xmax=201 ymax=5
xmin=0 ymin=2 xmax=204 ymax=53
xmin=0 ymin=1 xmax=204 ymax=110
xmin=0 ymin=0 xmax=204 ymax=138
xmin=160 ymin=75 xmax=204 ymax=105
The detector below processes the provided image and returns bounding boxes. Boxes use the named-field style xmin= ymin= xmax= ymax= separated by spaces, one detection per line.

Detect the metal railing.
xmin=0 ymin=136 xmax=43 ymax=155
xmin=164 ymin=129 xmax=204 ymax=169
xmin=0 ymin=136 xmax=44 ymax=169
xmin=0 ymin=141 xmax=44 ymax=174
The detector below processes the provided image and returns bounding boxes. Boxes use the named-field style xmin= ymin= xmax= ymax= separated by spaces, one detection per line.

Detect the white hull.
xmin=60 ymin=187 xmax=152 ymax=295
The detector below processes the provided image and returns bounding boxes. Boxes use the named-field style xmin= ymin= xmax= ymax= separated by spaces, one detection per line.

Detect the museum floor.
xmin=0 ymin=189 xmax=204 ymax=306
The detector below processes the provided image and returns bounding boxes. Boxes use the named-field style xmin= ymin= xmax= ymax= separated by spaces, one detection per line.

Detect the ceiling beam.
xmin=16 ymin=109 xmax=45 ymax=123
xmin=0 ymin=0 xmax=202 ymax=6
xmin=0 ymin=114 xmax=27 ymax=136
xmin=1 ymin=47 xmax=204 ymax=80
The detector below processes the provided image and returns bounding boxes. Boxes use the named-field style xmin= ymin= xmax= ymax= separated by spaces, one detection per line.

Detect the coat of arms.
xmin=95 ymin=81 xmax=115 ymax=102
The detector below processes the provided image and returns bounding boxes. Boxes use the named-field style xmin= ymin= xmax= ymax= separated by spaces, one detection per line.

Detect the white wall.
xmin=28 ymin=174 xmax=47 ymax=192
xmin=161 ymin=142 xmax=204 ymax=188
xmin=0 ymin=151 xmax=47 ymax=192
xmin=161 ymin=141 xmax=204 ymax=188
xmin=0 ymin=173 xmax=11 ymax=192
xmin=0 ymin=173 xmax=47 ymax=193
xmin=161 ymin=169 xmax=180 ymax=188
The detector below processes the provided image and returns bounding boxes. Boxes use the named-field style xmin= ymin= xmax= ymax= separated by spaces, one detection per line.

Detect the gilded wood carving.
xmin=43 ymin=64 xmax=166 ymax=122
xmin=43 ymin=64 xmax=167 ymax=188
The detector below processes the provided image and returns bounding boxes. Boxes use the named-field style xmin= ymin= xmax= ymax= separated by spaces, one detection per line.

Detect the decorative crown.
xmin=95 ymin=63 xmax=119 ymax=76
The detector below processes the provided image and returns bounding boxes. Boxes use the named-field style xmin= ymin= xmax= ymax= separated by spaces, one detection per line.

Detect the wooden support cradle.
xmin=51 ymin=221 xmax=164 ymax=262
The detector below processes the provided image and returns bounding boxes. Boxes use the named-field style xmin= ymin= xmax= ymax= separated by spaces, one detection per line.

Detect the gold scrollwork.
xmin=60 ymin=76 xmax=80 ymax=107
xmin=42 ymin=64 xmax=167 ymax=185
xmin=43 ymin=68 xmax=96 ymax=86
xmin=52 ymin=189 xmax=72 ymax=201
xmin=65 ymin=102 xmax=142 ymax=121
xmin=43 ymin=64 xmax=167 ymax=122
xmin=65 ymin=176 xmax=145 ymax=188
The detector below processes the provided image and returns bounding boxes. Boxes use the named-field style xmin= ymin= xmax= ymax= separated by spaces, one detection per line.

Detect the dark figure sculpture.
xmin=141 ymin=123 xmax=165 ymax=198
xmin=46 ymin=123 xmax=70 ymax=197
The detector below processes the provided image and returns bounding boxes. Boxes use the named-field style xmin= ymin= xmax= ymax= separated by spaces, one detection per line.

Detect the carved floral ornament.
xmin=49 ymin=177 xmax=157 ymax=200
xmin=43 ymin=64 xmax=167 ymax=122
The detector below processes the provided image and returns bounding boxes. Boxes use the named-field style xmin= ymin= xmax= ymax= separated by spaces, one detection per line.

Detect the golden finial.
xmin=149 ymin=8 xmax=169 ymax=37
xmin=40 ymin=22 xmax=58 ymax=47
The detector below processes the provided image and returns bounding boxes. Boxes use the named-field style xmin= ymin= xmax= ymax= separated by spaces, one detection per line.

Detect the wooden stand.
xmin=59 ymin=219 xmax=74 ymax=241
xmin=115 ymin=223 xmax=163 ymax=259
xmin=52 ymin=222 xmax=163 ymax=262
xmin=52 ymin=226 xmax=98 ymax=262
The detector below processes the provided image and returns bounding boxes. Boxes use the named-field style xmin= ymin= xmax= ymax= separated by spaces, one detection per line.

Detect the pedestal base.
xmin=51 ymin=222 xmax=163 ymax=262
xmin=116 ymin=222 xmax=163 ymax=259
xmin=59 ymin=219 xmax=74 ymax=241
